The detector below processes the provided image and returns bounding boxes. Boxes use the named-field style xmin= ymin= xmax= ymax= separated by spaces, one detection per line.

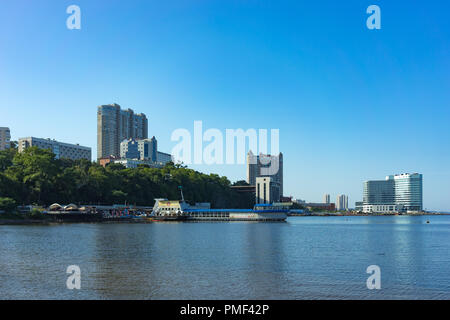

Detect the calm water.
xmin=1 ymin=216 xmax=450 ymax=300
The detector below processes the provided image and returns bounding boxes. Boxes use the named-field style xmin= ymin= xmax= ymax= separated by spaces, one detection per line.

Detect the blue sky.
xmin=1 ymin=1 xmax=449 ymax=210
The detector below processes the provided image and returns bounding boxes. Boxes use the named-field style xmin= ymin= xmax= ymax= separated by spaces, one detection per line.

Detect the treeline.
xmin=0 ymin=146 xmax=254 ymax=211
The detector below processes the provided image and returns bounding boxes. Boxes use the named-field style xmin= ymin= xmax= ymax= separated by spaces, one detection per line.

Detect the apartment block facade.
xmin=18 ymin=137 xmax=91 ymax=160
xmin=120 ymin=136 xmax=172 ymax=164
xmin=336 ymin=194 xmax=349 ymax=211
xmin=0 ymin=127 xmax=11 ymax=151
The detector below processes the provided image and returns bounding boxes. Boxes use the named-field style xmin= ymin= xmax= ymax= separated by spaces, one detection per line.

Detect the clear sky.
xmin=1 ymin=1 xmax=449 ymax=211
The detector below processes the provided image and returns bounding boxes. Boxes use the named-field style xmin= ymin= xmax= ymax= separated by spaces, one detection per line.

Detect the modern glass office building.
xmin=393 ymin=173 xmax=423 ymax=211
xmin=363 ymin=179 xmax=395 ymax=205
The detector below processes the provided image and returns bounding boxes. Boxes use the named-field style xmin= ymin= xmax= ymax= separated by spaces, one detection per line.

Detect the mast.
xmin=179 ymin=186 xmax=185 ymax=202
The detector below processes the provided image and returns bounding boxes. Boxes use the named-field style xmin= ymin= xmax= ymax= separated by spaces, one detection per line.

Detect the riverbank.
xmin=0 ymin=218 xmax=153 ymax=225
xmin=0 ymin=219 xmax=51 ymax=225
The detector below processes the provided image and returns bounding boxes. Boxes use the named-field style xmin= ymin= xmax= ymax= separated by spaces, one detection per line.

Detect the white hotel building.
xmin=363 ymin=173 xmax=423 ymax=213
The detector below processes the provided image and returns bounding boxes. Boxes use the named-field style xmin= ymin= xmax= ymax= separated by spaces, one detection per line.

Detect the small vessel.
xmin=151 ymin=187 xmax=190 ymax=221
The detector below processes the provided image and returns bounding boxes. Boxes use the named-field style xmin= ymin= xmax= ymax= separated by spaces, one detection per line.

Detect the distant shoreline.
xmin=290 ymin=212 xmax=450 ymax=217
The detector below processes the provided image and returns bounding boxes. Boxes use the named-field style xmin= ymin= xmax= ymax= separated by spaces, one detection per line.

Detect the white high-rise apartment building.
xmin=336 ymin=194 xmax=349 ymax=211
xmin=323 ymin=194 xmax=330 ymax=204
xmin=0 ymin=127 xmax=11 ymax=151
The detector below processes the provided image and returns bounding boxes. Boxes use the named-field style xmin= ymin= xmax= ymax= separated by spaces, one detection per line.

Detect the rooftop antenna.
xmin=178 ymin=186 xmax=185 ymax=202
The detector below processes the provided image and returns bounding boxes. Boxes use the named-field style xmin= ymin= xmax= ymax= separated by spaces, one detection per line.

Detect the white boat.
xmin=152 ymin=199 xmax=287 ymax=222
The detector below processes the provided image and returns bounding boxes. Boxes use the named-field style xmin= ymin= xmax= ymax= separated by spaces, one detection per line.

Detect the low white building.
xmin=363 ymin=204 xmax=404 ymax=214
xmin=256 ymin=176 xmax=281 ymax=204
xmin=113 ymin=159 xmax=167 ymax=169
xmin=18 ymin=137 xmax=91 ymax=160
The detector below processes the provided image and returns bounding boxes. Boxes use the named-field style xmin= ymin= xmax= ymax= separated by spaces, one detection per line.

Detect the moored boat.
xmin=151 ymin=199 xmax=287 ymax=222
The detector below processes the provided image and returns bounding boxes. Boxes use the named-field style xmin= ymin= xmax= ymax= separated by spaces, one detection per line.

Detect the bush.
xmin=0 ymin=197 xmax=17 ymax=213
xmin=29 ymin=208 xmax=44 ymax=219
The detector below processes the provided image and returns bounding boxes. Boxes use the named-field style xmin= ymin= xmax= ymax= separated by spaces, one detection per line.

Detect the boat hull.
xmin=185 ymin=212 xmax=287 ymax=221
xmin=151 ymin=215 xmax=188 ymax=222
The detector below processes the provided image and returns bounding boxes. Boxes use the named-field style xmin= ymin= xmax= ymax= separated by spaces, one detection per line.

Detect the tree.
xmin=5 ymin=147 xmax=59 ymax=205
xmin=105 ymin=163 xmax=126 ymax=171
xmin=232 ymin=180 xmax=250 ymax=186
xmin=0 ymin=147 xmax=17 ymax=171
xmin=0 ymin=197 xmax=17 ymax=212
xmin=291 ymin=202 xmax=305 ymax=210
xmin=111 ymin=190 xmax=128 ymax=204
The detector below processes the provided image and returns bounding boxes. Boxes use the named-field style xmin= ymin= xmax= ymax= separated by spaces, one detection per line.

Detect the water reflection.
xmin=1 ymin=216 xmax=450 ymax=299
xmin=242 ymin=223 xmax=286 ymax=298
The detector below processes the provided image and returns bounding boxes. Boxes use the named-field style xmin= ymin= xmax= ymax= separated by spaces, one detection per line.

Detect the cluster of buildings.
xmin=291 ymin=193 xmax=348 ymax=212
xmin=359 ymin=173 xmax=423 ymax=213
xmin=3 ymin=104 xmax=172 ymax=169
xmin=3 ymin=117 xmax=92 ymax=162
xmin=3 ymin=128 xmax=92 ymax=161
xmin=1 ymin=106 xmax=425 ymax=213
xmin=236 ymin=151 xmax=424 ymax=214
xmin=290 ymin=173 xmax=423 ymax=214
xmin=97 ymin=104 xmax=172 ymax=168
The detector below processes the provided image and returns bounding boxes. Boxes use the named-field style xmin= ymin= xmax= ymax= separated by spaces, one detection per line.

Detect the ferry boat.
xmin=151 ymin=199 xmax=288 ymax=222
xmin=151 ymin=186 xmax=288 ymax=222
